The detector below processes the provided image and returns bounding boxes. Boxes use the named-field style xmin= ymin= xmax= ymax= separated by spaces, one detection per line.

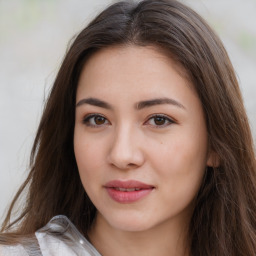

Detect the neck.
xmin=89 ymin=213 xmax=190 ymax=256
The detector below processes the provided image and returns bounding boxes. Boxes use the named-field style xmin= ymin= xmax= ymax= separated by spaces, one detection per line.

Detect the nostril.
xmin=109 ymin=161 xmax=138 ymax=170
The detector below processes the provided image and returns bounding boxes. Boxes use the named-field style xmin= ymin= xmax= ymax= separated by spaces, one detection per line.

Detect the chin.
xmin=105 ymin=213 xmax=156 ymax=232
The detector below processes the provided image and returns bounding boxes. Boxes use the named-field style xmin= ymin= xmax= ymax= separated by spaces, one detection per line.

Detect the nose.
xmin=107 ymin=125 xmax=145 ymax=170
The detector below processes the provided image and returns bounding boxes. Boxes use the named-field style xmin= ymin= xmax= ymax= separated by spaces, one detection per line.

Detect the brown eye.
xmin=83 ymin=114 xmax=109 ymax=127
xmin=146 ymin=115 xmax=174 ymax=127
xmin=154 ymin=116 xmax=166 ymax=125
xmin=94 ymin=116 xmax=106 ymax=125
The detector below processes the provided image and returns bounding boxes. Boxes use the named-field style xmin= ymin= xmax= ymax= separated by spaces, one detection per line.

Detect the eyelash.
xmin=82 ymin=114 xmax=110 ymax=127
xmin=145 ymin=114 xmax=175 ymax=128
xmin=82 ymin=114 xmax=175 ymax=128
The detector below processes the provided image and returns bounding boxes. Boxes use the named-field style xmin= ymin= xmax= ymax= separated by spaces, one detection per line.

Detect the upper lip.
xmin=104 ymin=180 xmax=155 ymax=189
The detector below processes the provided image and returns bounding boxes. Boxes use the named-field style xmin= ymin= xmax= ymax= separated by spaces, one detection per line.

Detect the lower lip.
xmin=106 ymin=188 xmax=153 ymax=203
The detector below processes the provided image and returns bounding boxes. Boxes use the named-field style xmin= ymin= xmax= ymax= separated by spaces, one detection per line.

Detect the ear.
xmin=207 ymin=151 xmax=220 ymax=167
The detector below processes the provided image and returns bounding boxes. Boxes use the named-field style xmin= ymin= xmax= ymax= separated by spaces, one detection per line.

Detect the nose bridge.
xmin=108 ymin=122 xmax=144 ymax=169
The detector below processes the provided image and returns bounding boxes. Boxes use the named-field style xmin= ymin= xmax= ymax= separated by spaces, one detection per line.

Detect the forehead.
xmin=76 ymin=45 xmax=197 ymax=102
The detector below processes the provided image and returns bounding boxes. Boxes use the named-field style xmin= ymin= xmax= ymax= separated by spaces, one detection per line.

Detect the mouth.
xmin=113 ymin=187 xmax=145 ymax=192
xmin=104 ymin=180 xmax=155 ymax=203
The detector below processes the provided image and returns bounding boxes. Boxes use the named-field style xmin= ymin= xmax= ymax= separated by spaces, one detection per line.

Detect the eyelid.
xmin=81 ymin=113 xmax=175 ymax=128
xmin=144 ymin=114 xmax=176 ymax=127
xmin=82 ymin=113 xmax=110 ymax=127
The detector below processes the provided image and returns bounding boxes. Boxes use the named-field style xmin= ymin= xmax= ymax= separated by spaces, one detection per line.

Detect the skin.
xmin=74 ymin=45 xmax=215 ymax=256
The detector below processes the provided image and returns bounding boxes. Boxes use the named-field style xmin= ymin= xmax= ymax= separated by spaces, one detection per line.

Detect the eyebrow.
xmin=76 ymin=97 xmax=112 ymax=109
xmin=76 ymin=97 xmax=185 ymax=110
xmin=136 ymin=97 xmax=185 ymax=110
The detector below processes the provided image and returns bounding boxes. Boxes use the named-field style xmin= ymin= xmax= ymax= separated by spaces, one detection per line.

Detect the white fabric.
xmin=0 ymin=216 xmax=101 ymax=256
xmin=36 ymin=232 xmax=81 ymax=256
xmin=0 ymin=235 xmax=93 ymax=256
xmin=0 ymin=244 xmax=29 ymax=256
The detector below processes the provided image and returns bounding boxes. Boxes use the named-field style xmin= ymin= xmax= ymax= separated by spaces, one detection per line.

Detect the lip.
xmin=104 ymin=180 xmax=155 ymax=203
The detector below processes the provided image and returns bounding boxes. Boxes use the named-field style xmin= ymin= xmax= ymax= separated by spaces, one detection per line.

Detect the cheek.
xmin=74 ymin=140 xmax=105 ymax=205
xmin=74 ymin=132 xmax=104 ymax=187
xmin=150 ymin=130 xmax=207 ymax=196
xmin=152 ymin=136 xmax=207 ymax=172
xmin=149 ymin=140 xmax=206 ymax=217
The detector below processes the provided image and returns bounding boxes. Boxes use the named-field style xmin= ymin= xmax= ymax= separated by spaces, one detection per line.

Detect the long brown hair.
xmin=1 ymin=0 xmax=256 ymax=255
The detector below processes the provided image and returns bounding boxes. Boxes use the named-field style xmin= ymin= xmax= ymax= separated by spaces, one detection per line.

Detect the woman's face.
xmin=74 ymin=45 xmax=215 ymax=232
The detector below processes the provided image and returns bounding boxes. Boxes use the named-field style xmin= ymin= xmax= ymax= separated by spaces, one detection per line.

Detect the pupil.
xmin=154 ymin=117 xmax=165 ymax=125
xmin=95 ymin=116 xmax=105 ymax=125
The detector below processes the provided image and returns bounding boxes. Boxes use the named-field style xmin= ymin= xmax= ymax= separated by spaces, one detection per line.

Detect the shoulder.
xmin=35 ymin=231 xmax=78 ymax=255
xmin=36 ymin=215 xmax=101 ymax=256
xmin=0 ymin=216 xmax=100 ymax=256
xmin=0 ymin=244 xmax=29 ymax=256
xmin=0 ymin=234 xmax=80 ymax=256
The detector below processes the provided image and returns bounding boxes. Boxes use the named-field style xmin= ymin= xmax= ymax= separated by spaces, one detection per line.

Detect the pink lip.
xmin=104 ymin=180 xmax=154 ymax=203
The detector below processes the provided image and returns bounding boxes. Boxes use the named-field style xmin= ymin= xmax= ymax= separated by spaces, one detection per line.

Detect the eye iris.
xmin=154 ymin=117 xmax=165 ymax=125
xmin=95 ymin=116 xmax=105 ymax=125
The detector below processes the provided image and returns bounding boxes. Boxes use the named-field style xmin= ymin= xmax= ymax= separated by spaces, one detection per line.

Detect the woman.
xmin=1 ymin=0 xmax=256 ymax=255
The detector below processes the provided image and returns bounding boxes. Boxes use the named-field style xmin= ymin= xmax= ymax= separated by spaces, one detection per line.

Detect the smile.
xmin=114 ymin=187 xmax=143 ymax=191
xmin=104 ymin=180 xmax=155 ymax=203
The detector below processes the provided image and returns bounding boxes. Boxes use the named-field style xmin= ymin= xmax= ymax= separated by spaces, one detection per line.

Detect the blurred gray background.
xmin=0 ymin=0 xmax=255 ymax=222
